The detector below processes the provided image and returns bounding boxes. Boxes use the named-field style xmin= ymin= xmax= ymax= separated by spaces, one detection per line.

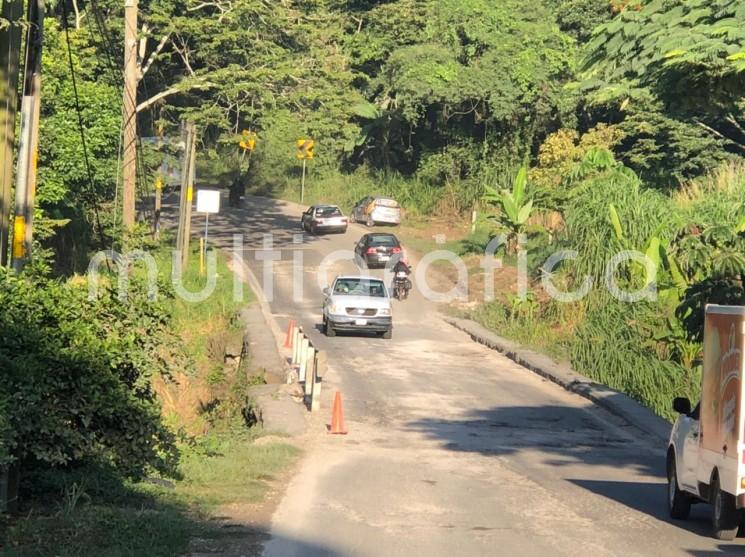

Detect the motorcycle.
xmin=392 ymin=270 xmax=412 ymax=301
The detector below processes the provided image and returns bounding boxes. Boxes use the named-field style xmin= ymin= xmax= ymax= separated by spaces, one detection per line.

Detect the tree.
xmin=582 ymin=0 xmax=745 ymax=155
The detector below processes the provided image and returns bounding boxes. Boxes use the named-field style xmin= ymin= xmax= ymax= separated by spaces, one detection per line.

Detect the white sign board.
xmin=196 ymin=189 xmax=221 ymax=214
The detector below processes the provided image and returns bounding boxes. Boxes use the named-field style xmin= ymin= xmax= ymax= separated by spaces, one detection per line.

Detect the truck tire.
xmin=382 ymin=328 xmax=392 ymax=340
xmin=667 ymin=456 xmax=691 ymax=519
xmin=325 ymin=321 xmax=336 ymax=337
xmin=712 ymin=475 xmax=739 ymax=540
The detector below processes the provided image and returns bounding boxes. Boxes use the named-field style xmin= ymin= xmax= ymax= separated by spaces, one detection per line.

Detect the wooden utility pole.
xmin=11 ymin=0 xmax=43 ymax=273
xmin=176 ymin=122 xmax=196 ymax=266
xmin=121 ymin=0 xmax=138 ymax=231
xmin=0 ymin=0 xmax=23 ymax=267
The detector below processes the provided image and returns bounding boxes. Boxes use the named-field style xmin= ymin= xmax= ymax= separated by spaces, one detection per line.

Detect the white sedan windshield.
xmin=333 ymin=278 xmax=386 ymax=298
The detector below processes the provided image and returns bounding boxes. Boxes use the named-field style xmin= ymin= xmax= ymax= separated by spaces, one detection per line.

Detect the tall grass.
xmin=673 ymin=161 xmax=745 ymax=225
xmin=571 ymin=300 xmax=700 ymax=421
xmin=562 ymin=169 xmax=679 ymax=282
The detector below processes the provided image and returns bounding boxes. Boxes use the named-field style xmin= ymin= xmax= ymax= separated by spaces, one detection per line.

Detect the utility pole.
xmin=121 ymin=0 xmax=138 ymax=231
xmin=176 ymin=122 xmax=196 ymax=266
xmin=11 ymin=0 xmax=43 ymax=273
xmin=0 ymin=0 xmax=23 ymax=267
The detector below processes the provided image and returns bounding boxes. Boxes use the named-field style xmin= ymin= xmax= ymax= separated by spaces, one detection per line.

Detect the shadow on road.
xmin=686 ymin=545 xmax=745 ymax=556
xmin=405 ymin=404 xmax=745 ymax=541
xmin=569 ymin=479 xmax=716 ymax=539
xmin=407 ymin=404 xmax=662 ymax=475
xmin=261 ymin=532 xmax=348 ymax=557
xmin=207 ymin=195 xmax=346 ymax=253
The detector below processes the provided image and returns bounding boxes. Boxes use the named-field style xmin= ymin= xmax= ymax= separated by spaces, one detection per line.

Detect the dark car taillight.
xmin=391 ymin=247 xmax=401 ymax=253
xmin=366 ymin=247 xmax=377 ymax=254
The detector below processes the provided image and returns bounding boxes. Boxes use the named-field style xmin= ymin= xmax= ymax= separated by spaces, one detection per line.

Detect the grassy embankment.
xmin=2 ymin=245 xmax=299 ymax=557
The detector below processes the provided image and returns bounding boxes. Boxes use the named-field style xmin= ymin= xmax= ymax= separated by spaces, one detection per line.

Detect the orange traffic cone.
xmin=329 ymin=391 xmax=347 ymax=435
xmin=284 ymin=319 xmax=296 ymax=349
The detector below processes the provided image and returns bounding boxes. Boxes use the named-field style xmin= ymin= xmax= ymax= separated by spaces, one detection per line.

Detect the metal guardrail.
xmin=289 ymin=323 xmax=326 ymax=412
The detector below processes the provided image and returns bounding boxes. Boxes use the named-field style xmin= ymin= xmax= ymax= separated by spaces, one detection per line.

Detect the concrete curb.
xmin=443 ymin=316 xmax=673 ymax=443
xmin=225 ymin=252 xmax=307 ymax=437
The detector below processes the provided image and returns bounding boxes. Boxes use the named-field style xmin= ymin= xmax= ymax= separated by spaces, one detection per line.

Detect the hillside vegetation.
xmin=2 ymin=2 xmax=745 ymax=548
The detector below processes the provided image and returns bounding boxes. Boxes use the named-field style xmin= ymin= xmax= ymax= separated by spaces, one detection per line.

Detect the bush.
xmin=0 ymin=269 xmax=181 ymax=478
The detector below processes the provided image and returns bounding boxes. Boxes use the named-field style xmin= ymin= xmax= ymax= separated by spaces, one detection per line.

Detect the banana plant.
xmin=483 ymin=166 xmax=535 ymax=254
xmin=607 ymin=203 xmax=687 ymax=296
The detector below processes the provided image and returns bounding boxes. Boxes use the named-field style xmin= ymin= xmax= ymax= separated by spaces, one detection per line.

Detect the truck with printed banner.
xmin=668 ymin=304 xmax=745 ymax=539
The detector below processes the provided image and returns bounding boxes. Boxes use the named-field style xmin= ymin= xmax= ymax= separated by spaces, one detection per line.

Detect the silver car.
xmin=322 ymin=276 xmax=393 ymax=339
xmin=350 ymin=196 xmax=401 ymax=227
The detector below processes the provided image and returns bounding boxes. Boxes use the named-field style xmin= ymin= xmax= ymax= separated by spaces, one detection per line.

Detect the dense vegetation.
xmin=3 ymin=0 xmax=745 ymax=541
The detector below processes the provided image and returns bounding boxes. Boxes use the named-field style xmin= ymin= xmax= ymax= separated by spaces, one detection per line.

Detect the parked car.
xmin=322 ymin=275 xmax=393 ymax=339
xmin=350 ymin=196 xmax=401 ymax=227
xmin=354 ymin=233 xmax=402 ymax=269
xmin=301 ymin=205 xmax=348 ymax=234
xmin=667 ymin=304 xmax=745 ymax=540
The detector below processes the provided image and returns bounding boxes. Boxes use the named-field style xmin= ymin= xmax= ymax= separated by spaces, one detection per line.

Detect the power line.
xmin=87 ymin=0 xmax=158 ymax=231
xmin=60 ymin=0 xmax=108 ymax=252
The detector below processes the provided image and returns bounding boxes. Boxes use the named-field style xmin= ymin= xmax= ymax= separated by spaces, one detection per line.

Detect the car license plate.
xmin=379 ymin=255 xmax=389 ymax=261
xmin=355 ymin=319 xmax=367 ymax=326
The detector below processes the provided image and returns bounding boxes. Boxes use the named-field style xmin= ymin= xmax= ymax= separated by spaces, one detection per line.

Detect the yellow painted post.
xmin=199 ymin=237 xmax=205 ymax=276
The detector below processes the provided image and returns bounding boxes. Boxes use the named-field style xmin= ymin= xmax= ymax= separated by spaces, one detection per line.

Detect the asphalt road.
xmin=205 ymin=194 xmax=744 ymax=557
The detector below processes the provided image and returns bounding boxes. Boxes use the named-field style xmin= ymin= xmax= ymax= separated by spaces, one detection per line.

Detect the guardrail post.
xmin=304 ymin=346 xmax=315 ymax=402
xmin=311 ymin=351 xmax=326 ymax=412
xmin=298 ymin=336 xmax=310 ymax=382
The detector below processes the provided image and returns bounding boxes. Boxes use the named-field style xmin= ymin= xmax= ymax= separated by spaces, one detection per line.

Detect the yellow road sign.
xmin=240 ymin=130 xmax=257 ymax=151
xmin=297 ymin=138 xmax=315 ymax=159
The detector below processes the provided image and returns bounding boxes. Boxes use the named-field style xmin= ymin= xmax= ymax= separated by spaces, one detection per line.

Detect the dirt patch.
xmin=395 ymin=219 xmax=520 ymax=310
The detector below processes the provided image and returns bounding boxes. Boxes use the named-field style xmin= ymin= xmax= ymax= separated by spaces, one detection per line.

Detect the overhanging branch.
xmin=136 ymin=81 xmax=215 ymax=113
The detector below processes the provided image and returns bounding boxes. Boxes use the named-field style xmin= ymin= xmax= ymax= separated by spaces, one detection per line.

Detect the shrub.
xmin=0 ymin=269 xmax=181 ymax=478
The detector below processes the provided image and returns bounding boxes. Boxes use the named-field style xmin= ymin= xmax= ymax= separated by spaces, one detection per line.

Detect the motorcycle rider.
xmin=390 ymin=256 xmax=412 ymax=300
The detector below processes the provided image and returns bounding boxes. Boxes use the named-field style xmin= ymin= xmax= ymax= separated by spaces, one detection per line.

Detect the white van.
xmin=668 ymin=304 xmax=745 ymax=539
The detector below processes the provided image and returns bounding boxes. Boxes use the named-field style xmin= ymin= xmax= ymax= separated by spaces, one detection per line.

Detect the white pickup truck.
xmin=668 ymin=304 xmax=745 ymax=539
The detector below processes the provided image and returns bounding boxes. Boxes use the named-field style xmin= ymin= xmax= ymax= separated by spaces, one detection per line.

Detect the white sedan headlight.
xmin=378 ymin=308 xmax=391 ymax=316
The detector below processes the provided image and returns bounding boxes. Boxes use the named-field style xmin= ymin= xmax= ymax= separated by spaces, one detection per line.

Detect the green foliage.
xmin=483 ymin=166 xmax=536 ymax=252
xmin=581 ymin=0 xmax=745 ymax=176
xmin=470 ymin=299 xmax=573 ymax=362
xmin=571 ymin=300 xmax=700 ymax=421
xmin=0 ymin=270 xmax=181 ymax=477
xmin=3 ymin=433 xmax=298 ymax=557
xmin=561 ymin=150 xmax=679 ymax=282
xmin=616 ymin=104 xmax=731 ymax=188
xmin=554 ymin=0 xmax=614 ymax=41
xmin=38 ymin=22 xmax=121 ymax=270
